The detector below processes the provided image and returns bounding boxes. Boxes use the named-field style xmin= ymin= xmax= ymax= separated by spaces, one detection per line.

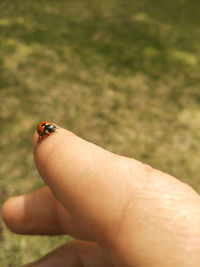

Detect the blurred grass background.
xmin=1 ymin=0 xmax=200 ymax=265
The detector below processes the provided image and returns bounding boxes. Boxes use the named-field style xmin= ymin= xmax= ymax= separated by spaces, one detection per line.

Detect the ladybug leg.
xmin=41 ymin=134 xmax=48 ymax=141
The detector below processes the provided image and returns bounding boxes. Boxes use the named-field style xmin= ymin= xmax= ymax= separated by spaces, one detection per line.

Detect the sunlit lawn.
xmin=1 ymin=0 xmax=200 ymax=266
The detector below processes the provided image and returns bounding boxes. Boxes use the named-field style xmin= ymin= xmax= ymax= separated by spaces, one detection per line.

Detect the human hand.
xmin=2 ymin=126 xmax=200 ymax=267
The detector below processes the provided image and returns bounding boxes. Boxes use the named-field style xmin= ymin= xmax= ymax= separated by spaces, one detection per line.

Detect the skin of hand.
xmin=2 ymin=126 xmax=200 ymax=267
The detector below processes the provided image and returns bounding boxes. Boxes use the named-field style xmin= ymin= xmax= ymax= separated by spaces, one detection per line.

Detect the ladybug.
xmin=37 ymin=121 xmax=56 ymax=140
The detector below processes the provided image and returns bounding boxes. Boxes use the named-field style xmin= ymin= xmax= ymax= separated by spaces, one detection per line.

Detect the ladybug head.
xmin=44 ymin=123 xmax=56 ymax=134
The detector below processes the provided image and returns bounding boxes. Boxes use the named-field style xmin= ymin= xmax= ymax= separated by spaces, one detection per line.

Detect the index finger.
xmin=34 ymin=124 xmax=135 ymax=245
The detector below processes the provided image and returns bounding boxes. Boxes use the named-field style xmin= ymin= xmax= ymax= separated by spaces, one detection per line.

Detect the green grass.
xmin=1 ymin=0 xmax=200 ymax=265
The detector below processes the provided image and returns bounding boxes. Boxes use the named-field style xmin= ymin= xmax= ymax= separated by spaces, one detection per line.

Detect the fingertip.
xmin=2 ymin=197 xmax=15 ymax=227
xmin=2 ymin=196 xmax=25 ymax=233
xmin=33 ymin=123 xmax=80 ymax=182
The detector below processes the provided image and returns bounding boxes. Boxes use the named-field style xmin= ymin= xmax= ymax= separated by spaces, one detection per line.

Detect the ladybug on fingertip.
xmin=37 ymin=121 xmax=57 ymax=141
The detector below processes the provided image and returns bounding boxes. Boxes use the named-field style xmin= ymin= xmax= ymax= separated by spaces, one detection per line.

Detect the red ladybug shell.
xmin=37 ymin=121 xmax=49 ymax=136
